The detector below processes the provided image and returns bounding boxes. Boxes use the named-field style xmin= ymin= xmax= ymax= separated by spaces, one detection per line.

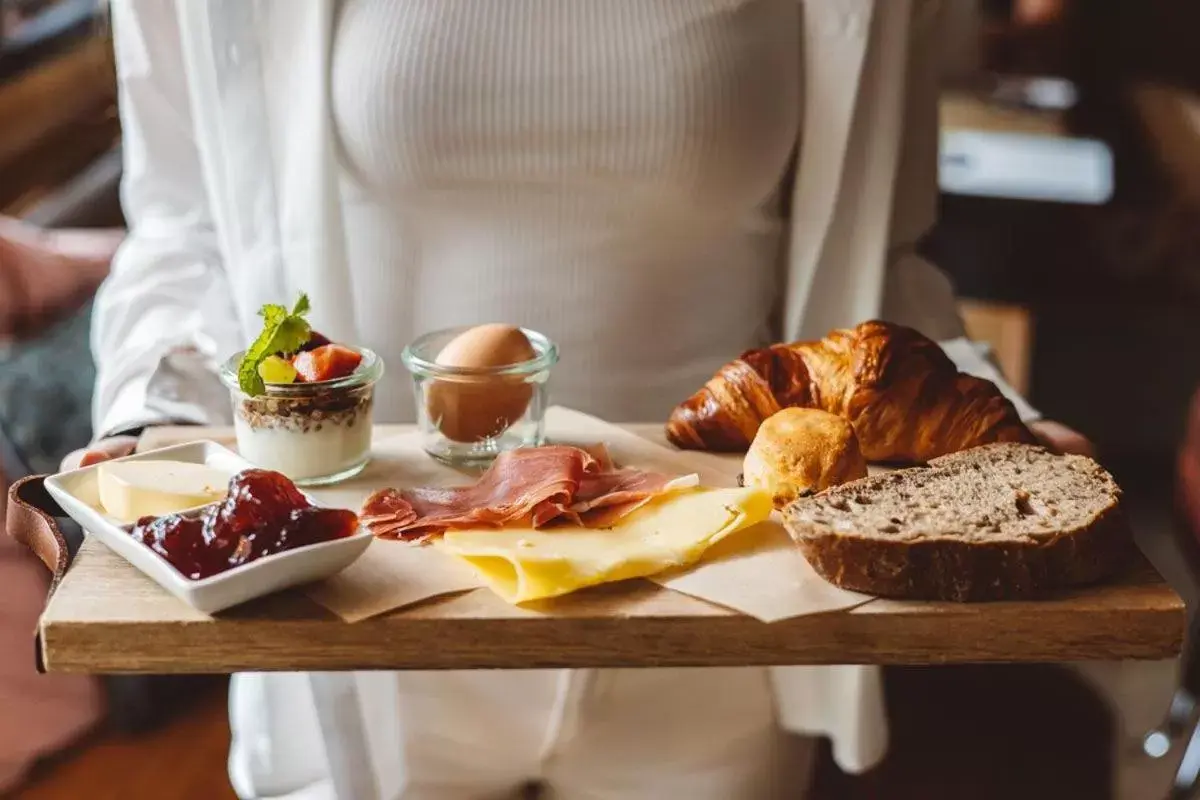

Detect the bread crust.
xmin=784 ymin=445 xmax=1135 ymax=602
xmin=790 ymin=505 xmax=1133 ymax=602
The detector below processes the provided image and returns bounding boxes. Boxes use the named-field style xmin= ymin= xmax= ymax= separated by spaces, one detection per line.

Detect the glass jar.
xmin=218 ymin=347 xmax=383 ymax=486
xmin=402 ymin=327 xmax=557 ymax=466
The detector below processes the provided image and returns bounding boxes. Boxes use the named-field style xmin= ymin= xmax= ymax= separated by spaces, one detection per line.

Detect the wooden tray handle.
xmin=6 ymin=474 xmax=70 ymax=596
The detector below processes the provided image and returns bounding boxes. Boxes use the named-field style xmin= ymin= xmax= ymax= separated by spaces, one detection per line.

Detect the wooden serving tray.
xmin=35 ymin=425 xmax=1184 ymax=673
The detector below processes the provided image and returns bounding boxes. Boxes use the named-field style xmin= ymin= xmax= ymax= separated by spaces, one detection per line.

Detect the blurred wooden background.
xmin=0 ymin=5 xmax=118 ymax=215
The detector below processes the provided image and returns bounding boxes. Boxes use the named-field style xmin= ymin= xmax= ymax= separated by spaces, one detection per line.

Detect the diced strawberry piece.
xmin=292 ymin=344 xmax=363 ymax=382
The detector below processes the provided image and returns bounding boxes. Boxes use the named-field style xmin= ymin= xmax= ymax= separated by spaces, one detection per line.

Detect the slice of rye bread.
xmin=783 ymin=443 xmax=1134 ymax=602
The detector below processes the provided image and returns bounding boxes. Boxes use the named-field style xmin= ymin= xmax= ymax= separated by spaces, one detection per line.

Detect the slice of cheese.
xmin=97 ymin=460 xmax=230 ymax=522
xmin=434 ymin=487 xmax=772 ymax=604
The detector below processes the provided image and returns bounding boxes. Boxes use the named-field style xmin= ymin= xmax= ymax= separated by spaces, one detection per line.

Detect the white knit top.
xmin=331 ymin=0 xmax=801 ymax=423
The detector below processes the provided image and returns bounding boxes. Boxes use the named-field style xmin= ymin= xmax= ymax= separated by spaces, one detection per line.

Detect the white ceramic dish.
xmin=45 ymin=441 xmax=372 ymax=615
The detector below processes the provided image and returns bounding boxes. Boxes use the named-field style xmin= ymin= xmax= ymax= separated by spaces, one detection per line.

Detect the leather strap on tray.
xmin=6 ymin=475 xmax=70 ymax=673
xmin=5 ymin=425 xmax=186 ymax=601
xmin=7 ymin=475 xmax=69 ymax=590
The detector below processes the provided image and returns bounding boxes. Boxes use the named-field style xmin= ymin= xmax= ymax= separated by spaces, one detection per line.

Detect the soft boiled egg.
xmin=426 ymin=324 xmax=537 ymax=442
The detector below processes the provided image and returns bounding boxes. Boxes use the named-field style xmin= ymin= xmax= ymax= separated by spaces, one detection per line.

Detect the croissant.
xmin=666 ymin=320 xmax=1036 ymax=463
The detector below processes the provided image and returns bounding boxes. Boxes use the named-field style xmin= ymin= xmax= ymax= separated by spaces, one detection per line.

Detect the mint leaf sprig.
xmin=237 ymin=293 xmax=313 ymax=396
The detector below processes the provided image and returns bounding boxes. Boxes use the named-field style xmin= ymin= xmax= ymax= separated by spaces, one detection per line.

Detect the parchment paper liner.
xmin=304 ymin=406 xmax=873 ymax=622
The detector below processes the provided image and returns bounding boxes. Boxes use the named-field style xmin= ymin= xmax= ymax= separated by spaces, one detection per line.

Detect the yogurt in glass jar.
xmin=219 ymin=348 xmax=383 ymax=486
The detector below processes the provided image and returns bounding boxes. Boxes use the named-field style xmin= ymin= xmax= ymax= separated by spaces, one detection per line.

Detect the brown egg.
xmin=426 ymin=324 xmax=538 ymax=442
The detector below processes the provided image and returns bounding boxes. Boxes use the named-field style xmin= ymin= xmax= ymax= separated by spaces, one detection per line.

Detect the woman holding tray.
xmin=68 ymin=1 xmax=1103 ymax=798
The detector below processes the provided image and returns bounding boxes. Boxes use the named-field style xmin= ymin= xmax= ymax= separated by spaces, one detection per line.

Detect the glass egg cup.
xmin=402 ymin=327 xmax=558 ymax=467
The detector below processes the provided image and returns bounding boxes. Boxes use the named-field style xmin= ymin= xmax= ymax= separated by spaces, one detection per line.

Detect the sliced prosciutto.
xmin=571 ymin=469 xmax=700 ymax=528
xmin=361 ymin=445 xmax=697 ymax=542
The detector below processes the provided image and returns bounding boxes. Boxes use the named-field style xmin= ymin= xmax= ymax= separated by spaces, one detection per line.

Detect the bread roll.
xmin=742 ymin=408 xmax=868 ymax=509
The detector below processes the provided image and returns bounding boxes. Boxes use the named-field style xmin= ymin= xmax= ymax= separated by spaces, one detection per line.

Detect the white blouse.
xmin=100 ymin=4 xmax=1033 ymax=794
xmin=330 ymin=0 xmax=801 ymax=423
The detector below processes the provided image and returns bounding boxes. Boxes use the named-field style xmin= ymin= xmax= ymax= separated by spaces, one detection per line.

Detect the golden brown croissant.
xmin=666 ymin=320 xmax=1036 ymax=463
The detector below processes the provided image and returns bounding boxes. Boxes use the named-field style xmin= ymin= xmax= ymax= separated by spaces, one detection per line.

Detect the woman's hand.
xmin=59 ymin=436 xmax=140 ymax=472
xmin=0 ymin=217 xmax=123 ymax=341
xmin=1028 ymin=419 xmax=1095 ymax=458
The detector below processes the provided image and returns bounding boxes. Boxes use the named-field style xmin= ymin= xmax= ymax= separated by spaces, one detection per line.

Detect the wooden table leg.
xmin=308 ymin=673 xmax=379 ymax=800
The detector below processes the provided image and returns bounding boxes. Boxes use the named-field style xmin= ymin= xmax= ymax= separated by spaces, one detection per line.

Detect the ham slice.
xmin=571 ymin=469 xmax=700 ymax=528
xmin=361 ymin=445 xmax=697 ymax=542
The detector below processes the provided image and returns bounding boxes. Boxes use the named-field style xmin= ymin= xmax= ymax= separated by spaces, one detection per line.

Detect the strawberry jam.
xmin=131 ymin=468 xmax=359 ymax=580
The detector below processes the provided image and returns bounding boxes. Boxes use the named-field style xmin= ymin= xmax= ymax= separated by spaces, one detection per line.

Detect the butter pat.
xmin=97 ymin=460 xmax=230 ymax=522
xmin=435 ymin=487 xmax=772 ymax=604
